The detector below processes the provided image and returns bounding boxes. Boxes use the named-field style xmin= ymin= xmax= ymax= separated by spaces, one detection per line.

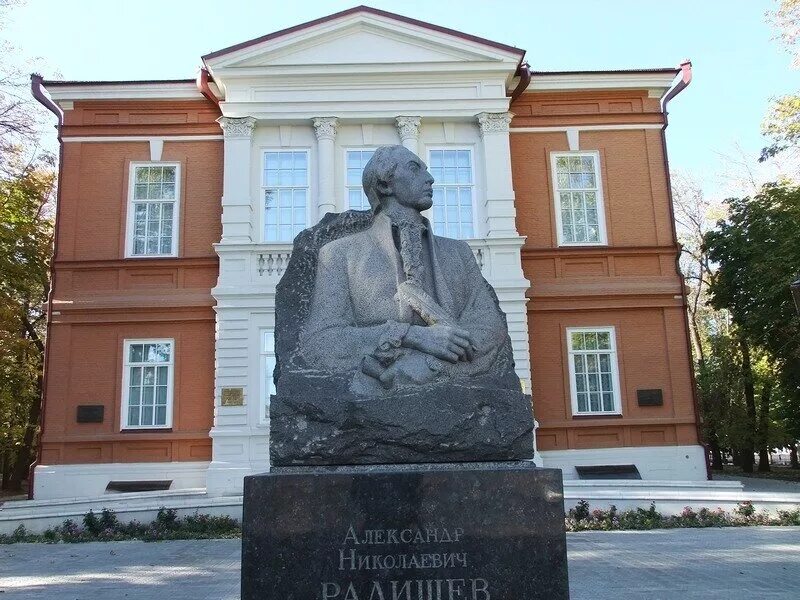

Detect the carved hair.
xmin=362 ymin=145 xmax=413 ymax=211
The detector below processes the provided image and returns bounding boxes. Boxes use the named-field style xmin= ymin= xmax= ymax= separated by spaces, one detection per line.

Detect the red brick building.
xmin=32 ymin=6 xmax=704 ymax=499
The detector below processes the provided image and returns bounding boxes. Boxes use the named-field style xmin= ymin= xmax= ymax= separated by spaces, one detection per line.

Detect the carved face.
xmin=389 ymin=148 xmax=435 ymax=212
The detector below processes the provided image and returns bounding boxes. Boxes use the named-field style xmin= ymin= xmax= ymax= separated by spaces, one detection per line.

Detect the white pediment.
xmin=205 ymin=11 xmax=523 ymax=71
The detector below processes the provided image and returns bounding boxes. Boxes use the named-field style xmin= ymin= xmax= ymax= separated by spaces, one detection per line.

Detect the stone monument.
xmin=242 ymin=145 xmax=570 ymax=599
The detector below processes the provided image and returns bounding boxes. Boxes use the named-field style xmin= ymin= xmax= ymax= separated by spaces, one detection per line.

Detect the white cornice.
xmin=510 ymin=124 xmax=663 ymax=133
xmin=527 ymin=72 xmax=677 ymax=94
xmin=45 ymin=82 xmax=205 ymax=102
xmin=61 ymin=135 xmax=223 ymax=143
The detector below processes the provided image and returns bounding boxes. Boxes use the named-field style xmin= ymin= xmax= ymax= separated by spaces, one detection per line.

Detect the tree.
xmin=704 ymin=184 xmax=800 ymax=472
xmin=0 ymin=0 xmax=55 ymax=492
xmin=0 ymin=149 xmax=54 ymax=491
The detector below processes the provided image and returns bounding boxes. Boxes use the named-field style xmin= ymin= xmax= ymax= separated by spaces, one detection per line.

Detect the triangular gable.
xmin=203 ymin=5 xmax=525 ymax=69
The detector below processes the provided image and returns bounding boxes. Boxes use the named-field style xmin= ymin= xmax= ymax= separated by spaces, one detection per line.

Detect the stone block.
xmin=241 ymin=462 xmax=569 ymax=599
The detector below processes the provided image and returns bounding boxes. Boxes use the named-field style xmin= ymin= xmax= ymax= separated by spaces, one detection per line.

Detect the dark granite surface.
xmin=241 ymin=462 xmax=569 ymax=600
xmin=270 ymin=385 xmax=535 ymax=466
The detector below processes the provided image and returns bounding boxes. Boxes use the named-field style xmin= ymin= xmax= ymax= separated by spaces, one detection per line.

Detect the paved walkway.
xmin=1 ymin=527 xmax=798 ymax=599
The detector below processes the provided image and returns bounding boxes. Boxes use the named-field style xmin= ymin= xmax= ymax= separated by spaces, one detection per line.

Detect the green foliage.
xmin=565 ymin=501 xmax=796 ymax=532
xmin=0 ymin=150 xmax=55 ymax=490
xmin=0 ymin=507 xmax=241 ymax=544
xmin=703 ymin=184 xmax=800 ymax=454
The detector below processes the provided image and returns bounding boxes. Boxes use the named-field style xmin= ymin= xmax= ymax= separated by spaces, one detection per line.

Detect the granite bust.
xmin=298 ymin=145 xmax=519 ymax=396
xmin=270 ymin=145 xmax=534 ymax=465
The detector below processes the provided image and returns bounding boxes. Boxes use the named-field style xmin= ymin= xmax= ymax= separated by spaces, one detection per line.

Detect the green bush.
xmin=0 ymin=507 xmax=241 ymax=544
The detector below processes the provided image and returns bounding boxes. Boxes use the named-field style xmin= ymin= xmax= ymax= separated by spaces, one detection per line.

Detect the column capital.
xmin=395 ymin=116 xmax=421 ymax=142
xmin=312 ymin=117 xmax=339 ymax=141
xmin=217 ymin=116 xmax=257 ymax=139
xmin=477 ymin=112 xmax=513 ymax=136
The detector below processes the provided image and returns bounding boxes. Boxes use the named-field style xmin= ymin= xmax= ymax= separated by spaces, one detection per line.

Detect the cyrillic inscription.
xmin=321 ymin=525 xmax=490 ymax=599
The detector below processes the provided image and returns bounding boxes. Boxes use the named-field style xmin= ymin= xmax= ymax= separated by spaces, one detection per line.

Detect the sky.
xmin=4 ymin=0 xmax=799 ymax=197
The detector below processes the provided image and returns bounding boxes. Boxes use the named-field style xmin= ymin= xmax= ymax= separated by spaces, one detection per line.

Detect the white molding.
xmin=566 ymin=128 xmax=579 ymax=151
xmin=149 ymin=139 xmax=164 ymax=161
xmin=46 ymin=82 xmax=203 ymax=102
xmin=565 ymin=326 xmax=622 ymax=417
xmin=120 ymin=338 xmax=175 ymax=430
xmin=427 ymin=145 xmax=478 ymax=239
xmin=550 ymin=150 xmax=608 ymax=247
xmin=541 ymin=445 xmax=708 ymax=482
xmin=342 ymin=146 xmax=377 ymax=210
xmin=62 ymin=135 xmax=223 ymax=143
xmin=260 ymin=147 xmax=312 ymax=242
xmin=511 ymin=124 xmax=663 ymax=133
xmin=30 ymin=462 xmax=209 ymax=502
xmin=125 ymin=161 xmax=181 ymax=258
xmin=529 ymin=72 xmax=676 ymax=93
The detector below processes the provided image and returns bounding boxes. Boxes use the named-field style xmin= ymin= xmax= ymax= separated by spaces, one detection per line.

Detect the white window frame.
xmin=259 ymin=329 xmax=276 ymax=425
xmin=261 ymin=148 xmax=311 ymax=243
xmin=125 ymin=162 xmax=181 ymax=258
xmin=343 ymin=147 xmax=377 ymax=211
xmin=551 ymin=151 xmax=608 ymax=246
xmin=566 ymin=326 xmax=622 ymax=416
xmin=120 ymin=338 xmax=175 ymax=430
xmin=427 ymin=146 xmax=477 ymax=240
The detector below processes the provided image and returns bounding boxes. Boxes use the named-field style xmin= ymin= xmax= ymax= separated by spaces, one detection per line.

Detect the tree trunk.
xmin=757 ymin=382 xmax=773 ymax=473
xmin=709 ymin=437 xmax=724 ymax=471
xmin=790 ymin=443 xmax=799 ymax=469
xmin=740 ymin=336 xmax=756 ymax=474
xmin=8 ymin=314 xmax=45 ymax=492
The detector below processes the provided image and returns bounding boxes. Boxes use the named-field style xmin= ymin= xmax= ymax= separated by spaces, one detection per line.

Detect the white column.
xmin=216 ymin=116 xmax=256 ymax=243
xmin=477 ymin=112 xmax=517 ymax=238
xmin=395 ymin=116 xmax=421 ymax=155
xmin=313 ymin=117 xmax=338 ymax=219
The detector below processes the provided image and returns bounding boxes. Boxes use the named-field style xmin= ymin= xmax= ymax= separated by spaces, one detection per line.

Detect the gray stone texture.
xmin=241 ymin=462 xmax=569 ymax=600
xmin=4 ymin=526 xmax=799 ymax=599
xmin=270 ymin=385 xmax=534 ymax=466
xmin=271 ymin=145 xmax=533 ymax=466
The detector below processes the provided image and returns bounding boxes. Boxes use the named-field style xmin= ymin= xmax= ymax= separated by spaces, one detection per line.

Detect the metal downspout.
xmin=28 ymin=74 xmax=64 ymax=499
xmin=659 ymin=61 xmax=710 ymax=479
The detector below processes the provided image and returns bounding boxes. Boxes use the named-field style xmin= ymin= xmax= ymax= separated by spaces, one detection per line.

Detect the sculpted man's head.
xmin=362 ymin=145 xmax=434 ymax=213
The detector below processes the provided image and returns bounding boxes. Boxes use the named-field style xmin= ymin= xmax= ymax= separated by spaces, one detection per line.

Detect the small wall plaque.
xmin=221 ymin=387 xmax=244 ymax=406
xmin=76 ymin=405 xmax=104 ymax=423
xmin=637 ymin=389 xmax=664 ymax=407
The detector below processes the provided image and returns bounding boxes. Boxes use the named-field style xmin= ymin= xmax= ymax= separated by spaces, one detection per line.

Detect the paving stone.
xmin=1 ymin=527 xmax=798 ymax=599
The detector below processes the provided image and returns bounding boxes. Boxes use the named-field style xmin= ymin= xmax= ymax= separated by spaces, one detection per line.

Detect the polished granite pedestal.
xmin=241 ymin=462 xmax=570 ymax=600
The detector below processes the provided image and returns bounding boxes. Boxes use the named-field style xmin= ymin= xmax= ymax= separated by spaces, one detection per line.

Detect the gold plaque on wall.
xmin=220 ymin=387 xmax=244 ymax=406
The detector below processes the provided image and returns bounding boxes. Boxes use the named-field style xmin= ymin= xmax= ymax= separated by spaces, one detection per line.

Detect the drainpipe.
xmin=658 ymin=60 xmax=710 ymax=479
xmin=196 ymin=67 xmax=221 ymax=108
xmin=28 ymin=74 xmax=64 ymax=499
xmin=509 ymin=62 xmax=531 ymax=104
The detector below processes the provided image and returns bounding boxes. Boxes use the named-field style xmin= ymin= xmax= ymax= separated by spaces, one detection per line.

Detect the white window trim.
xmin=259 ymin=329 xmax=276 ymax=426
xmin=343 ymin=147 xmax=377 ymax=211
xmin=260 ymin=148 xmax=311 ymax=244
xmin=125 ymin=162 xmax=181 ymax=258
xmin=551 ymin=151 xmax=608 ymax=247
xmin=566 ymin=326 xmax=622 ymax=416
xmin=427 ymin=146 xmax=478 ymax=240
xmin=120 ymin=338 xmax=175 ymax=430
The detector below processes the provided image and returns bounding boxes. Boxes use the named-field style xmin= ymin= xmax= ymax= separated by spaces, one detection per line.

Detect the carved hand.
xmin=404 ymin=325 xmax=475 ymax=363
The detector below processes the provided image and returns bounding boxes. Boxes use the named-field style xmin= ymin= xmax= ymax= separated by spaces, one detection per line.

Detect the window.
xmin=263 ymin=151 xmax=309 ymax=242
xmin=121 ymin=340 xmax=174 ymax=429
xmin=127 ymin=163 xmax=179 ymax=257
xmin=260 ymin=330 xmax=276 ymax=425
xmin=429 ymin=149 xmax=474 ymax=239
xmin=552 ymin=152 xmax=607 ymax=245
xmin=345 ymin=149 xmax=375 ymax=210
xmin=566 ymin=327 xmax=621 ymax=416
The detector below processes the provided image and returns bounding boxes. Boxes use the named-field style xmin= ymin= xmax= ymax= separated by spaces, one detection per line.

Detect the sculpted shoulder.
xmin=317 ymin=229 xmax=370 ymax=266
xmin=432 ymin=234 xmax=477 ymax=265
